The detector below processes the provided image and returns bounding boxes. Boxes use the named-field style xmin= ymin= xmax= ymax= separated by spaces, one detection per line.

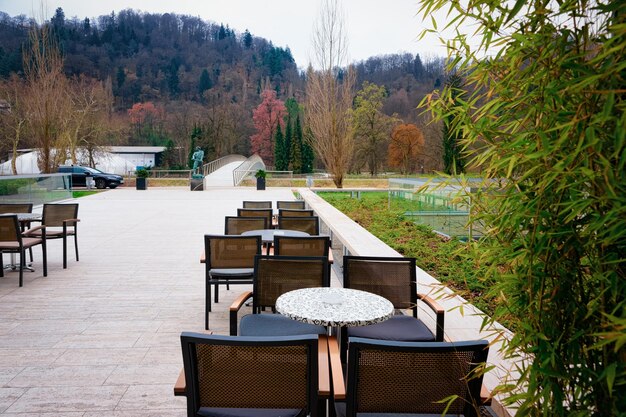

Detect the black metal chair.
xmin=230 ymin=255 xmax=329 ymax=337
xmin=277 ymin=216 xmax=320 ymax=235
xmin=277 ymin=201 xmax=305 ymax=210
xmin=0 ymin=203 xmax=35 ymax=261
xmin=278 ymin=209 xmax=315 ymax=217
xmin=179 ymin=332 xmax=321 ymax=417
xmin=204 ymin=234 xmax=262 ymax=330
xmin=237 ymin=208 xmax=273 ymax=229
xmin=243 ymin=201 xmax=273 ymax=209
xmin=341 ymin=256 xmax=445 ymax=362
xmin=332 ymin=338 xmax=490 ymax=417
xmin=273 ymin=235 xmax=330 ymax=257
xmin=27 ymin=203 xmax=79 ymax=269
xmin=224 ymin=216 xmax=267 ymax=235
xmin=0 ymin=215 xmax=47 ymax=287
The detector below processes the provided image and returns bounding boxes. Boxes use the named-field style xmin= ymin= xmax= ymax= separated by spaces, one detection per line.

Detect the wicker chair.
xmin=204 ymin=235 xmax=262 ymax=330
xmin=179 ymin=332 xmax=322 ymax=417
xmin=229 ymin=255 xmax=329 ymax=336
xmin=224 ymin=216 xmax=267 ymax=235
xmin=277 ymin=216 xmax=320 ymax=235
xmin=27 ymin=204 xmax=79 ymax=269
xmin=237 ymin=208 xmax=273 ymax=229
xmin=277 ymin=201 xmax=305 ymax=210
xmin=341 ymin=256 xmax=445 ymax=362
xmin=243 ymin=201 xmax=273 ymax=209
xmin=273 ymin=235 xmax=330 ymax=257
xmin=278 ymin=209 xmax=315 ymax=217
xmin=331 ymin=338 xmax=490 ymax=417
xmin=0 ymin=215 xmax=47 ymax=287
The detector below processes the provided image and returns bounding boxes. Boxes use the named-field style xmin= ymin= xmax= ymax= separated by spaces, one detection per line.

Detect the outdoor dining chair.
xmin=243 ymin=200 xmax=273 ymax=209
xmin=178 ymin=332 xmax=323 ymax=417
xmin=237 ymin=208 xmax=273 ymax=229
xmin=204 ymin=234 xmax=262 ymax=330
xmin=27 ymin=203 xmax=79 ymax=269
xmin=278 ymin=209 xmax=315 ymax=217
xmin=341 ymin=256 xmax=445 ymax=362
xmin=277 ymin=200 xmax=305 ymax=210
xmin=229 ymin=255 xmax=329 ymax=336
xmin=273 ymin=235 xmax=330 ymax=257
xmin=0 ymin=214 xmax=47 ymax=287
xmin=277 ymin=216 xmax=320 ymax=235
xmin=224 ymin=216 xmax=267 ymax=235
xmin=330 ymin=337 xmax=490 ymax=417
xmin=0 ymin=203 xmax=35 ymax=261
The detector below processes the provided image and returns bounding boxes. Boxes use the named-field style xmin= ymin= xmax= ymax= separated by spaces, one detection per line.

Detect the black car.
xmin=58 ymin=165 xmax=124 ymax=189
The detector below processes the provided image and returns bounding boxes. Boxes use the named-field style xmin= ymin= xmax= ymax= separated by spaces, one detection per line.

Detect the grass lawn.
xmin=319 ymin=191 xmax=494 ymax=315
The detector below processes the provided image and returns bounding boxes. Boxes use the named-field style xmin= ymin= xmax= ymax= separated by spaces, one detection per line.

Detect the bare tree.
xmin=23 ymin=21 xmax=69 ymax=173
xmin=305 ymin=0 xmax=355 ymax=188
xmin=0 ymin=75 xmax=30 ymax=174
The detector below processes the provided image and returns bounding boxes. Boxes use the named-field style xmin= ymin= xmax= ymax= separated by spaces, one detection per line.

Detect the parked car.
xmin=58 ymin=165 xmax=124 ymax=189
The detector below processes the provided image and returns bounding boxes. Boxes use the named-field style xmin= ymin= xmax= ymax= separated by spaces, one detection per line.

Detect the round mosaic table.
xmin=276 ymin=287 xmax=394 ymax=327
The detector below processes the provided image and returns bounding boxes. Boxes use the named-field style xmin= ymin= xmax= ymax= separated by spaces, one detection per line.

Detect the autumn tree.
xmin=127 ymin=101 xmax=166 ymax=145
xmin=23 ymin=21 xmax=70 ymax=173
xmin=352 ymin=81 xmax=397 ymax=175
xmin=305 ymin=0 xmax=355 ymax=188
xmin=388 ymin=124 xmax=424 ymax=174
xmin=250 ymin=88 xmax=286 ymax=166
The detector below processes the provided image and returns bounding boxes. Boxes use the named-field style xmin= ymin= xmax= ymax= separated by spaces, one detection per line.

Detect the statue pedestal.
xmin=190 ymin=177 xmax=203 ymax=191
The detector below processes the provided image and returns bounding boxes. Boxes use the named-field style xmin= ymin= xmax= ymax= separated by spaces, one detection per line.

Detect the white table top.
xmin=276 ymin=287 xmax=394 ymax=327
xmin=241 ymin=229 xmax=309 ymax=243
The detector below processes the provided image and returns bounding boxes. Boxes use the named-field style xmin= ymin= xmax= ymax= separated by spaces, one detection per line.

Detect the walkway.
xmin=0 ymin=186 xmax=299 ymax=415
xmin=203 ymin=161 xmax=243 ymax=187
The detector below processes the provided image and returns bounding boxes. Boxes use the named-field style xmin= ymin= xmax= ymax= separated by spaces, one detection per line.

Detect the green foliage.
xmin=0 ymin=178 xmax=36 ymax=195
xmin=273 ymin=125 xmax=287 ymax=170
xmin=442 ymin=72 xmax=465 ymax=175
xmin=254 ymin=169 xmax=266 ymax=179
xmin=319 ymin=191 xmax=492 ymax=313
xmin=72 ymin=190 xmax=98 ymax=198
xmin=135 ymin=167 xmax=150 ymax=178
xmin=419 ymin=0 xmax=626 ymax=414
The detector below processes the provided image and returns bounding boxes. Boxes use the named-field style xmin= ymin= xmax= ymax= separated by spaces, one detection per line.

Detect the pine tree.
xmin=299 ymin=118 xmax=314 ymax=173
xmin=290 ymin=116 xmax=303 ymax=174
xmin=283 ymin=118 xmax=292 ymax=171
xmin=442 ymin=72 xmax=465 ymax=175
xmin=198 ymin=69 xmax=212 ymax=98
xmin=274 ymin=125 xmax=285 ymax=170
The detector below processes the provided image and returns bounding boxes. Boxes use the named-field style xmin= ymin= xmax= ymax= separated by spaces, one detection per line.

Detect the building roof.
xmin=106 ymin=146 xmax=166 ymax=154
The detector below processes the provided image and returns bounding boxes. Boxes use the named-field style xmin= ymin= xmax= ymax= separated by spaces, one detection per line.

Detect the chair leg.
xmin=29 ymin=247 xmax=33 ymax=262
xmin=74 ymin=233 xmax=79 ymax=261
xmin=62 ymin=235 xmax=67 ymax=269
xmin=19 ymin=249 xmax=24 ymax=287
xmin=214 ymin=282 xmax=220 ymax=303
xmin=205 ymin=277 xmax=212 ymax=330
xmin=0 ymin=252 xmax=4 ymax=278
xmin=42 ymin=241 xmax=47 ymax=277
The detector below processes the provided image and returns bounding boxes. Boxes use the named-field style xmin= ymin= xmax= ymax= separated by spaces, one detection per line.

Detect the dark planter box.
xmin=136 ymin=177 xmax=147 ymax=190
xmin=190 ymin=178 xmax=203 ymax=191
xmin=256 ymin=177 xmax=266 ymax=190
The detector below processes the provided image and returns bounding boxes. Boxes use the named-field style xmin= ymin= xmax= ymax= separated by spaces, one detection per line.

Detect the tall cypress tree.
xmin=442 ymin=72 xmax=465 ymax=175
xmin=283 ymin=118 xmax=292 ymax=171
xmin=299 ymin=118 xmax=314 ymax=173
xmin=290 ymin=116 xmax=303 ymax=174
xmin=274 ymin=125 xmax=285 ymax=170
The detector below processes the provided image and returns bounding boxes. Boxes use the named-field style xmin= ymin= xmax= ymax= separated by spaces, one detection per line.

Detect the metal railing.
xmin=232 ymin=154 xmax=265 ymax=186
xmin=201 ymin=155 xmax=246 ymax=177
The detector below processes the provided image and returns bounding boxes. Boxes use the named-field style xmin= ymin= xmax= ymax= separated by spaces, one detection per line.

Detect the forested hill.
xmin=0 ymin=8 xmax=445 ymax=119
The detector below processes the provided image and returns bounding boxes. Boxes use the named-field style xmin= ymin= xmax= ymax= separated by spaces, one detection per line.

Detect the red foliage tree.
xmin=388 ymin=124 xmax=425 ymax=174
xmin=127 ymin=101 xmax=165 ymax=131
xmin=250 ymin=89 xmax=286 ymax=165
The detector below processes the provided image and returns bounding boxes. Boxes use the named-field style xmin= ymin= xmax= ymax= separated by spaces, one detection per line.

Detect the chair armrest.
xmin=229 ymin=291 xmax=253 ymax=336
xmin=200 ymin=250 xmax=205 ymax=264
xmin=328 ymin=335 xmax=346 ymax=401
xmin=22 ymin=225 xmax=46 ymax=236
xmin=318 ymin=335 xmax=330 ymax=398
xmin=417 ymin=292 xmax=445 ymax=342
xmin=174 ymin=369 xmax=186 ymax=396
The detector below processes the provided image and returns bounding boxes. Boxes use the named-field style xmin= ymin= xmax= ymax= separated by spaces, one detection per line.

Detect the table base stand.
xmin=3 ymin=253 xmax=35 ymax=273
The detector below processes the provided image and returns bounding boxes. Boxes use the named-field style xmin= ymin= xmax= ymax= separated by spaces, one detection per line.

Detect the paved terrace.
xmin=0 ymin=186 xmax=514 ymax=416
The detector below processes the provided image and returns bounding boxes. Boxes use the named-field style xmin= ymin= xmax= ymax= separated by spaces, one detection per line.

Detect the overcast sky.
xmin=0 ymin=0 xmax=449 ymax=69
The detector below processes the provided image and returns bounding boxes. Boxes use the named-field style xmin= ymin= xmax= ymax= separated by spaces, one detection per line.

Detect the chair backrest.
xmin=277 ymin=216 xmax=320 ymax=235
xmin=274 ymin=235 xmax=330 ymax=257
xmin=253 ymin=255 xmax=329 ymax=311
xmin=0 ymin=203 xmax=33 ymax=214
xmin=343 ymin=256 xmax=417 ymax=314
xmin=0 ymin=215 xmax=21 ymax=244
xmin=224 ymin=216 xmax=267 ymax=235
xmin=277 ymin=200 xmax=305 ymax=210
xmin=242 ymin=201 xmax=272 ymax=209
xmin=42 ymin=203 xmax=79 ymax=228
xmin=237 ymin=208 xmax=273 ymax=229
xmin=180 ymin=332 xmax=318 ymax=417
xmin=278 ymin=209 xmax=315 ymax=217
xmin=344 ymin=338 xmax=489 ymax=417
xmin=204 ymin=235 xmax=262 ymax=270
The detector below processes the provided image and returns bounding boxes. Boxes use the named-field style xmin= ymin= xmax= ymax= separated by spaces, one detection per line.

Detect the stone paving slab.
xmin=0 ymin=186 xmax=300 ymax=415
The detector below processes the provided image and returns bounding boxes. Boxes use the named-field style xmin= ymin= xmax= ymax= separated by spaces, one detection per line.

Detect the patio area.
xmin=0 ymin=186 xmax=305 ymax=416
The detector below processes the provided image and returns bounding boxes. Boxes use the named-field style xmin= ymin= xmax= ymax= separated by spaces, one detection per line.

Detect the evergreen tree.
xmin=243 ymin=30 xmax=253 ymax=49
xmin=198 ymin=69 xmax=212 ymax=98
xmin=116 ymin=66 xmax=125 ymax=89
xmin=274 ymin=124 xmax=285 ymax=170
xmin=290 ymin=116 xmax=303 ymax=174
xmin=300 ymin=119 xmax=314 ymax=174
xmin=283 ymin=118 xmax=292 ymax=171
xmin=442 ymin=72 xmax=465 ymax=175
